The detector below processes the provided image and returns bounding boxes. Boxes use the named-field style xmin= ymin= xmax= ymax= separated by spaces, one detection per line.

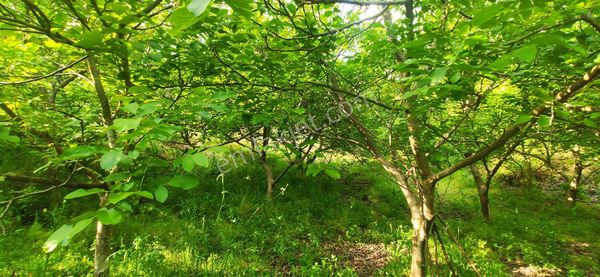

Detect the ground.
xmin=1 ymin=159 xmax=599 ymax=276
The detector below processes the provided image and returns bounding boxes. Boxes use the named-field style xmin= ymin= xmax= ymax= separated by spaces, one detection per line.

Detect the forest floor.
xmin=1 ymin=159 xmax=599 ymax=276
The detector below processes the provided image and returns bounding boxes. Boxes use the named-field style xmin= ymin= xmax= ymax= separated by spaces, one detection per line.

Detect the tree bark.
xmin=567 ymin=148 xmax=583 ymax=207
xmin=94 ymin=192 xmax=112 ymax=277
xmin=87 ymin=54 xmax=116 ymax=276
xmin=468 ymin=163 xmax=490 ymax=221
xmin=262 ymin=160 xmax=275 ymax=198
xmin=87 ymin=54 xmax=116 ymax=148
xmin=258 ymin=126 xmax=275 ymax=198
xmin=408 ymin=187 xmax=435 ymax=277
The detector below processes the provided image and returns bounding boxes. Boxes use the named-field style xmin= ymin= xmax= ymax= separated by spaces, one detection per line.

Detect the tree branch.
xmin=0 ymin=56 xmax=88 ymax=85
xmin=430 ymin=63 xmax=600 ymax=184
xmin=3 ymin=173 xmax=107 ymax=189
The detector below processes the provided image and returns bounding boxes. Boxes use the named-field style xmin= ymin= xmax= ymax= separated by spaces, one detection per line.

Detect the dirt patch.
xmin=511 ymin=265 xmax=562 ymax=277
xmin=324 ymin=241 xmax=391 ymax=276
xmin=568 ymin=241 xmax=592 ymax=257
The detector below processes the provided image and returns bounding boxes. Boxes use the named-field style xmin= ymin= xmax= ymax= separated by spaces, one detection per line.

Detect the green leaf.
xmin=511 ymin=44 xmax=537 ymax=63
xmin=251 ymin=114 xmax=271 ymax=124
xmin=192 ymin=153 xmax=210 ymax=167
xmin=154 ymin=185 xmax=168 ymax=203
xmin=64 ymin=188 xmax=105 ymax=200
xmin=168 ymin=8 xmax=197 ymax=32
xmin=538 ymin=115 xmax=551 ymax=126
xmin=168 ymin=175 xmax=200 ymax=190
xmin=403 ymin=87 xmax=428 ymax=99
xmin=43 ymin=225 xmax=72 ymax=253
xmin=135 ymin=191 xmax=154 ymax=199
xmin=169 ymin=0 xmax=211 ymax=33
xmin=324 ymin=168 xmax=341 ymax=180
xmin=117 ymin=201 xmax=133 ymax=213
xmin=490 ymin=54 xmax=512 ymax=70
xmin=472 ymin=5 xmax=502 ymax=27
xmin=97 ymin=208 xmax=122 ymax=225
xmin=69 ymin=218 xmax=93 ymax=241
xmin=225 ymin=0 xmax=253 ymax=19
xmin=72 ymin=211 xmax=97 ymax=222
xmin=305 ymin=164 xmax=322 ymax=177
xmin=78 ymin=31 xmax=104 ymax=48
xmin=100 ymin=150 xmax=124 ymax=170
xmin=42 ymin=218 xmax=93 ymax=253
xmin=0 ymin=127 xmax=19 ymax=143
xmin=112 ymin=118 xmax=141 ymax=132
xmin=108 ymin=192 xmax=134 ymax=204
xmin=123 ymin=103 xmax=139 ymax=114
xmin=430 ymin=67 xmax=449 ymax=85
xmin=182 ymin=154 xmax=196 ymax=172
xmin=515 ymin=115 xmax=533 ymax=124
xmin=103 ymin=172 xmax=129 ymax=183
xmin=188 ymin=0 xmax=211 ymax=16
xmin=138 ymin=102 xmax=162 ymax=116
xmin=61 ymin=145 xmax=99 ymax=160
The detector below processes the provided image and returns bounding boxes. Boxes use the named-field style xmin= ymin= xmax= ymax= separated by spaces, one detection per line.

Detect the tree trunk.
xmin=410 ymin=215 xmax=433 ymax=276
xmin=87 ymin=55 xmax=116 ymax=276
xmin=257 ymin=126 xmax=275 ymax=197
xmin=261 ymin=161 xmax=275 ymax=198
xmin=468 ymin=163 xmax=490 ymax=221
xmin=478 ymin=188 xmax=490 ymax=221
xmin=94 ymin=192 xmax=112 ymax=277
xmin=567 ymin=149 xmax=583 ymax=207
xmin=408 ymin=188 xmax=435 ymax=277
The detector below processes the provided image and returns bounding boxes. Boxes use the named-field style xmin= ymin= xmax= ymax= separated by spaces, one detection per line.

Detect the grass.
xmin=1 ymin=157 xmax=599 ymax=276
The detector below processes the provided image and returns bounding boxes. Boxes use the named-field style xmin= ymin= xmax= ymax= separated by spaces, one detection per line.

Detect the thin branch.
xmin=0 ymin=56 xmax=88 ymax=85
xmin=2 ymin=173 xmax=107 ymax=189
